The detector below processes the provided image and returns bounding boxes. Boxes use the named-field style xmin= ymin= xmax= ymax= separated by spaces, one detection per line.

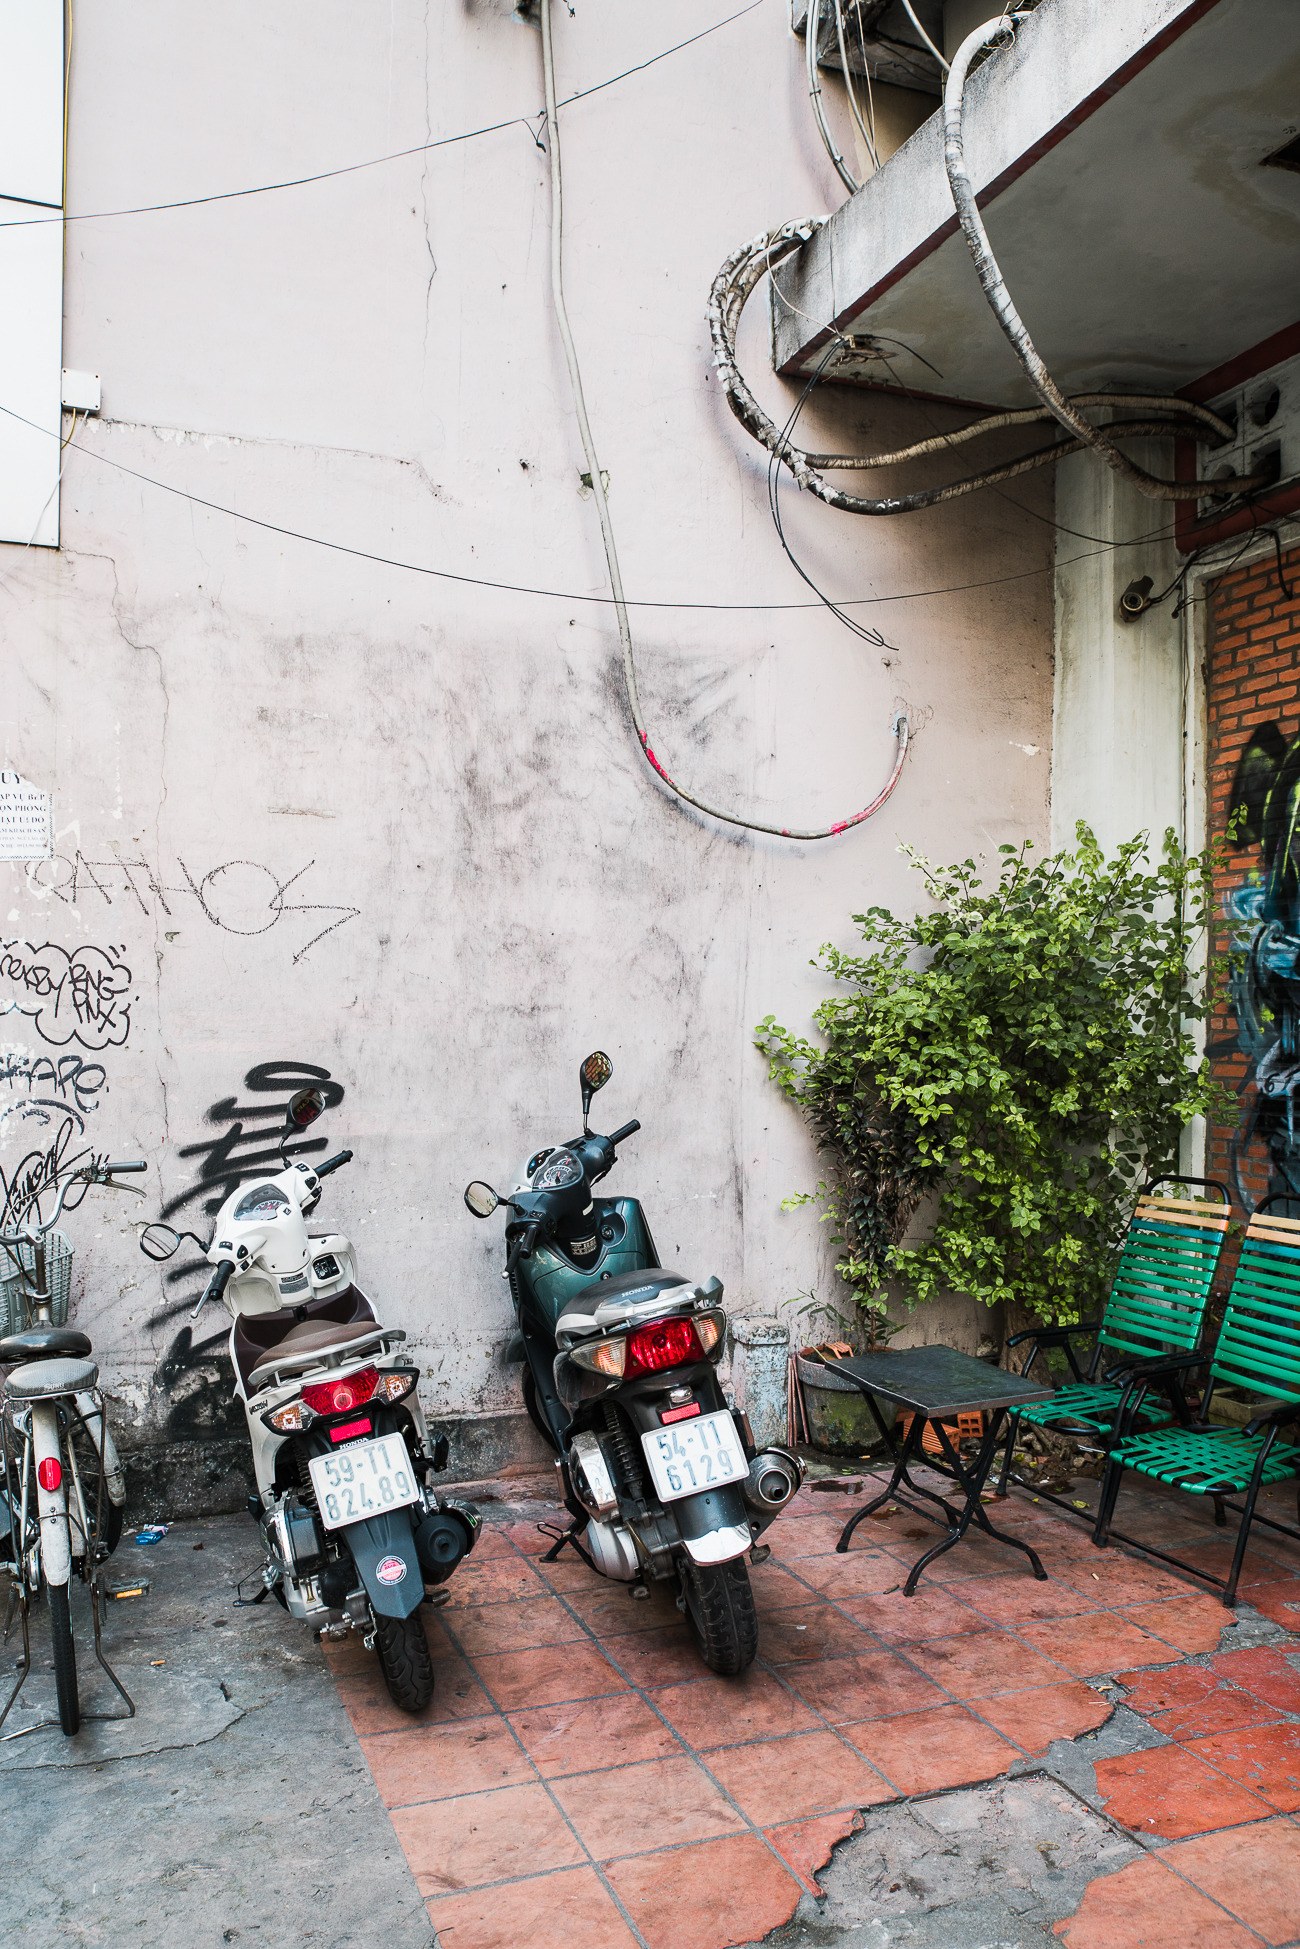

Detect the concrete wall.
xmin=1 ymin=0 xmax=1053 ymax=1510
xmin=1051 ymin=437 xmax=1185 ymax=857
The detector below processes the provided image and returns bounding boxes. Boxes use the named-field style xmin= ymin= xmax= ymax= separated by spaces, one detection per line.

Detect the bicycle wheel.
xmin=49 ymin=1582 xmax=80 ymax=1735
xmin=67 ymin=1411 xmax=125 ymax=1561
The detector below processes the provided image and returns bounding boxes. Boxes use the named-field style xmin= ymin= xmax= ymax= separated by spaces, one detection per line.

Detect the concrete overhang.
xmin=772 ymin=0 xmax=1300 ymax=409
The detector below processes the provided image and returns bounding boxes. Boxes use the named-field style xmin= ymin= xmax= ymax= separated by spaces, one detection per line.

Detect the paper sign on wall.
xmin=0 ymin=772 xmax=52 ymax=859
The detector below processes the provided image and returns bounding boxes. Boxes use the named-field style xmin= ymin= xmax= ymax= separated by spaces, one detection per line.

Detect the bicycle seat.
xmin=4 ymin=1356 xmax=98 ymax=1398
xmin=0 ymin=1328 xmax=92 ymax=1365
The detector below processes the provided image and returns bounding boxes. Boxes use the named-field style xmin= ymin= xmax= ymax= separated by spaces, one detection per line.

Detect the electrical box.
xmin=61 ymin=369 xmax=102 ymax=413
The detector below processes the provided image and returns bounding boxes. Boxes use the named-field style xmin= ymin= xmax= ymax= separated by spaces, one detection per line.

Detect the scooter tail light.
xmin=571 ymin=1338 xmax=627 ymax=1378
xmin=374 ymin=1370 xmax=419 ymax=1404
xmin=266 ymin=1398 xmax=315 ymax=1433
xmin=37 ymin=1457 xmax=62 ymax=1492
xmin=301 ymin=1366 xmax=380 ymax=1416
xmin=694 ymin=1312 xmax=724 ymax=1355
xmin=625 ymin=1316 xmax=703 ymax=1377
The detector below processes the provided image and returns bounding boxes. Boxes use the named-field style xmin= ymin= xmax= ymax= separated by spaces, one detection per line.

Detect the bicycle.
xmin=0 ymin=1152 xmax=147 ymax=1737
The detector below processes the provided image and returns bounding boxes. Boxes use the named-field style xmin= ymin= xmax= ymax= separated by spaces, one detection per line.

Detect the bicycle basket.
xmin=0 ymin=1231 xmax=74 ymax=1334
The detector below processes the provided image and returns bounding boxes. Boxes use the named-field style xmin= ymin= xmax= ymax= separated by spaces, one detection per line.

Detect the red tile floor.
xmin=321 ymin=1467 xmax=1300 ymax=1949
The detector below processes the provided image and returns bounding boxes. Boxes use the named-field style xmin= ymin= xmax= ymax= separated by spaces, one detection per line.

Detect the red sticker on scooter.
xmin=376 ymin=1555 xmax=407 ymax=1586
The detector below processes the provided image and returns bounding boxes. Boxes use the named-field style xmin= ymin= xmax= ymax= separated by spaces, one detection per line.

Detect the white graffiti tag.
xmin=0 ymin=941 xmax=133 ymax=1051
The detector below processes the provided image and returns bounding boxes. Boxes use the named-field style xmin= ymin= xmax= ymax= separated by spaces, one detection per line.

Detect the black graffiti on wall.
xmin=145 ymin=1060 xmax=347 ymax=1345
xmin=24 ymin=851 xmax=359 ymax=965
xmin=161 ymin=1060 xmax=346 ymax=1222
xmin=0 ymin=941 xmax=133 ymax=1050
xmin=0 ymin=1115 xmax=90 ymax=1229
xmin=148 ymin=1325 xmax=246 ymax=1442
xmin=0 ymin=1052 xmax=107 ymax=1144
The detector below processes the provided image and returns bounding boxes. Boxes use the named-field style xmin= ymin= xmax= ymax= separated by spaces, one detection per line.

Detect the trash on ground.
xmin=135 ymin=1525 xmax=168 ymax=1545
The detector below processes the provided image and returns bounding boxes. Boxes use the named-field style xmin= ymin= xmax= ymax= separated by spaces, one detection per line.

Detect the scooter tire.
xmin=374 ymin=1608 xmax=435 ymax=1713
xmin=522 ymin=1370 xmax=560 ymax=1453
xmin=679 ymin=1557 xmax=758 ymax=1676
xmin=97 ymin=1498 xmax=124 ymax=1557
xmin=49 ymin=1582 xmax=80 ymax=1736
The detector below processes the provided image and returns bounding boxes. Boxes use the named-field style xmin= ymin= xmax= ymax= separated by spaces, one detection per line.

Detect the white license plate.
xmin=308 ymin=1436 xmax=420 ymax=1531
xmin=641 ymin=1410 xmax=747 ymax=1503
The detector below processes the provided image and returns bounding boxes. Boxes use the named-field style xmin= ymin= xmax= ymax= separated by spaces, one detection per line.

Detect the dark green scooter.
xmin=464 ymin=1052 xmax=803 ymax=1674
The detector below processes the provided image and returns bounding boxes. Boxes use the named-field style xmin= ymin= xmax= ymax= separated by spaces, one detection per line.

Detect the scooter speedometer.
xmin=531 ymin=1148 xmax=583 ymax=1190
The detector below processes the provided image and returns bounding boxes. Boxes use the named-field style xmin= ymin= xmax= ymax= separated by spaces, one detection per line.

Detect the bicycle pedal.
xmin=102 ymin=1577 xmax=151 ymax=1601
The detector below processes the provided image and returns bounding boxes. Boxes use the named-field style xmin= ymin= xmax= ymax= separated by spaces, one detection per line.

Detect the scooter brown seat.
xmin=248 ymin=1318 xmax=384 ymax=1388
xmin=234 ymin=1285 xmax=381 ymax=1390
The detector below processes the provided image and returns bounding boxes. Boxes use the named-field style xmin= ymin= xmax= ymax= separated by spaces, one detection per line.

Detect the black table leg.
xmin=836 ymin=1399 xmax=962 ymax=1554
xmin=912 ymin=1410 xmax=1047 ymax=1592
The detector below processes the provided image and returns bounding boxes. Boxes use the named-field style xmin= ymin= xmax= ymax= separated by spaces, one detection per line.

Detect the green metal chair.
xmin=996 ymin=1177 xmax=1231 ymax=1500
xmin=1093 ymin=1202 xmax=1300 ymax=1605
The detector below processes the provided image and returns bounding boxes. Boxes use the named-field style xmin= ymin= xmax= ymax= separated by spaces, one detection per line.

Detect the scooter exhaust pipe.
xmin=742 ymin=1446 xmax=804 ymax=1529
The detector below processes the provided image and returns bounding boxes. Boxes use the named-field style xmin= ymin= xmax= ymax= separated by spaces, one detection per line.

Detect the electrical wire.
xmin=898 ymin=0 xmax=949 ymax=72
xmin=1268 ymin=528 xmax=1297 ymax=602
xmin=537 ymin=0 xmax=906 ymax=840
xmin=942 ymin=13 xmax=1263 ymax=503
xmin=0 ymin=394 xmax=1249 ymax=616
xmin=767 ymin=351 xmax=895 ymax=648
xmin=25 ymin=409 xmax=81 ymax=546
xmin=708 ymin=222 xmax=1238 ymax=518
xmin=0 ymin=2 xmax=765 ymax=230
xmin=833 ymin=1 xmax=878 ymax=173
xmin=806 ymin=0 xmax=860 ymax=196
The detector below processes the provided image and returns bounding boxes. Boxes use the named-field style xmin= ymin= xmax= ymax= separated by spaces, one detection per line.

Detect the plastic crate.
xmin=0 ymin=1230 xmax=73 ymax=1335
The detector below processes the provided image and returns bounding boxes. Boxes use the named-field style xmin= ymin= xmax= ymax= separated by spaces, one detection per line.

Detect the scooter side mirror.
xmin=579 ymin=1050 xmax=612 ymax=1130
xmin=464 ymin=1182 xmax=500 ymax=1219
xmin=140 ymin=1223 xmax=183 ymax=1261
xmin=286 ymin=1087 xmax=327 ymax=1131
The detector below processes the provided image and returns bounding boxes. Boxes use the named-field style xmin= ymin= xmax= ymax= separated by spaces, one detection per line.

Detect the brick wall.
xmin=1204 ymin=540 xmax=1300 ymax=1214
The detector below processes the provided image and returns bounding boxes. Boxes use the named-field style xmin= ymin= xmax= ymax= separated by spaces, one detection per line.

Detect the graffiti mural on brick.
xmin=1205 ymin=543 xmax=1300 ymax=1212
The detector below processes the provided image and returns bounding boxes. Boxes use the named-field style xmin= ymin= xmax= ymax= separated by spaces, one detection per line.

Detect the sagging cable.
xmin=707 ymin=224 xmax=1235 ymax=515
xmin=538 ymin=0 xmax=908 ymax=841
xmin=942 ymin=13 xmax=1262 ymax=503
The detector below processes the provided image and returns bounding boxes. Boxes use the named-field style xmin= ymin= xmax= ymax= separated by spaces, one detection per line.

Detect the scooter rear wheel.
xmin=49 ymin=1582 xmax=80 ymax=1735
xmin=522 ymin=1370 xmax=560 ymax=1453
xmin=374 ymin=1608 xmax=435 ymax=1712
xmin=679 ymin=1557 xmax=758 ymax=1676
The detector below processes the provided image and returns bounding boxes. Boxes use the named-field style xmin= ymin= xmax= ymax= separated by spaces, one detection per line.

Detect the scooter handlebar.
xmin=607 ymin=1120 xmax=641 ymax=1147
xmin=506 ymin=1219 xmax=542 ymax=1275
xmin=314 ymin=1150 xmax=353 ymax=1178
xmin=193 ymin=1256 xmax=236 ymax=1320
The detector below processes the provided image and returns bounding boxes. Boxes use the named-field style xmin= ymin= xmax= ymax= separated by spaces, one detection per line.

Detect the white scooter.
xmin=140 ymin=1090 xmax=477 ymax=1713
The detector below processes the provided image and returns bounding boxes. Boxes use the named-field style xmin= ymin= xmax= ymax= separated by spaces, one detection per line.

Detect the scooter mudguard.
xmin=341 ymin=1508 xmax=424 ymax=1619
xmin=673 ymin=1483 xmax=753 ymax=1568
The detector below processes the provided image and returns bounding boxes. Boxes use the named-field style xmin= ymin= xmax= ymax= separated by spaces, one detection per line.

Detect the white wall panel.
xmin=0 ymin=196 xmax=64 ymax=545
xmin=0 ymin=0 xmax=64 ymax=207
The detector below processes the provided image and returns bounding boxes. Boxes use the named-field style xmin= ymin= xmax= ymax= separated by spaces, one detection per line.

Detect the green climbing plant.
xmin=756 ymin=824 xmax=1228 ymax=1334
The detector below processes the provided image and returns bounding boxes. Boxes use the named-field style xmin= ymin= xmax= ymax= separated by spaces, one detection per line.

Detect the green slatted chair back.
xmin=1096 ymin=1194 xmax=1230 ymax=1363
xmin=1209 ymin=1210 xmax=1300 ymax=1404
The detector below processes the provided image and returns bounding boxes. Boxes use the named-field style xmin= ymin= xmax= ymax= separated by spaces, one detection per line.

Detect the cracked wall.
xmin=1 ymin=0 xmax=1053 ymax=1508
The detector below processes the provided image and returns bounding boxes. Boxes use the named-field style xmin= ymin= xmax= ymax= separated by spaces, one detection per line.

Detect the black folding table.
xmin=812 ymin=1345 xmax=1056 ymax=1595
